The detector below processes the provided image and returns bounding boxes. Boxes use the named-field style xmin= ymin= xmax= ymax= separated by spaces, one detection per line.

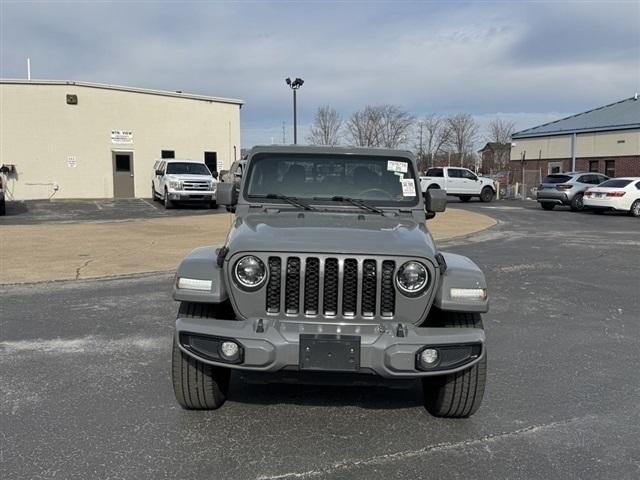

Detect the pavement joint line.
xmin=93 ymin=201 xmax=103 ymax=210
xmin=140 ymin=198 xmax=159 ymax=210
xmin=256 ymin=415 xmax=597 ymax=480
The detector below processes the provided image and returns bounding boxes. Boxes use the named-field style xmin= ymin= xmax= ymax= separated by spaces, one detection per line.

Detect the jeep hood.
xmin=225 ymin=212 xmax=436 ymax=259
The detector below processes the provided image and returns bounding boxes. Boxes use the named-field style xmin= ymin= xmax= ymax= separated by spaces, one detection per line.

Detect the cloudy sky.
xmin=2 ymin=1 xmax=639 ymax=147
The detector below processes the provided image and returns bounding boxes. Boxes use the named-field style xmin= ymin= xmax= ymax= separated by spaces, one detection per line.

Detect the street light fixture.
xmin=285 ymin=77 xmax=304 ymax=144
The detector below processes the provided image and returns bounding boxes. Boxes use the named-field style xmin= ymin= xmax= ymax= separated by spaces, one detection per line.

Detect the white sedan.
xmin=584 ymin=177 xmax=640 ymax=217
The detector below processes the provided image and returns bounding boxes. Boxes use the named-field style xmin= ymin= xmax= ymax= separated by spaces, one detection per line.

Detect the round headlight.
xmin=234 ymin=255 xmax=266 ymax=289
xmin=396 ymin=261 xmax=428 ymax=295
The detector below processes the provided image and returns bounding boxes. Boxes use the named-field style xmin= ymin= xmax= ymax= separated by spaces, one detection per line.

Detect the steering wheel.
xmin=358 ymin=188 xmax=394 ymax=199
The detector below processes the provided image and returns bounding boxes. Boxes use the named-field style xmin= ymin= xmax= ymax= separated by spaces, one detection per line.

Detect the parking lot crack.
xmin=256 ymin=416 xmax=596 ymax=480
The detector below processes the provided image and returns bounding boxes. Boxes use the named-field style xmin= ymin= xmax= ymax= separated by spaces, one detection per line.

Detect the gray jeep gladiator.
xmin=172 ymin=145 xmax=488 ymax=417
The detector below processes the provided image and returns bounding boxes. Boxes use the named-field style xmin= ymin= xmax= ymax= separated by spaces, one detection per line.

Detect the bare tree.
xmin=345 ymin=106 xmax=383 ymax=147
xmin=446 ymin=114 xmax=479 ymax=168
xmin=415 ymin=115 xmax=451 ymax=171
xmin=484 ymin=118 xmax=516 ymax=171
xmin=307 ymin=105 xmax=342 ymax=145
xmin=377 ymin=105 xmax=414 ymax=148
xmin=345 ymin=105 xmax=413 ymax=148
xmin=486 ymin=118 xmax=516 ymax=144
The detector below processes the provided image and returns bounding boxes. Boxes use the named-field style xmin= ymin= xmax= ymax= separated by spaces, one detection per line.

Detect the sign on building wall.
xmin=111 ymin=130 xmax=134 ymax=145
xmin=217 ymin=159 xmax=224 ymax=172
xmin=67 ymin=155 xmax=77 ymax=168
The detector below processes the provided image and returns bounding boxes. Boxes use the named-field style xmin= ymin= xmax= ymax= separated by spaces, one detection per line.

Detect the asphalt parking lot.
xmin=2 ymin=201 xmax=639 ymax=479
xmin=0 ymin=198 xmax=224 ymax=225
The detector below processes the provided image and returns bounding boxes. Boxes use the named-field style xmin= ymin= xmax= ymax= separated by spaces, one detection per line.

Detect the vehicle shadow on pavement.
xmin=229 ymin=374 xmax=424 ymax=409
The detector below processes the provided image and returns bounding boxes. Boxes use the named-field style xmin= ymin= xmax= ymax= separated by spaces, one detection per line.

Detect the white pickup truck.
xmin=152 ymin=159 xmax=218 ymax=209
xmin=420 ymin=167 xmax=497 ymax=203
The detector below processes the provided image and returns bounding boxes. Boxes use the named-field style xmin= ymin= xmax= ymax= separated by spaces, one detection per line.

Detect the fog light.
xmin=420 ymin=348 xmax=439 ymax=365
xmin=220 ymin=341 xmax=239 ymax=360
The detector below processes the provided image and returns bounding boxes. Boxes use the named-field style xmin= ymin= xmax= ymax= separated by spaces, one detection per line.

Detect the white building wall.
xmin=0 ymin=82 xmax=241 ymax=200
xmin=510 ymin=130 xmax=639 ymax=162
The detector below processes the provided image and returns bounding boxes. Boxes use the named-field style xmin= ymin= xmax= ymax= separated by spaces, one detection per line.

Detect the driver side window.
xmin=461 ymin=170 xmax=477 ymax=180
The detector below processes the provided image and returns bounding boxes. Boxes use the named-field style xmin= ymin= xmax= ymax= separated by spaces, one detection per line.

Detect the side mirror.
xmin=217 ymin=182 xmax=238 ymax=207
xmin=425 ymin=189 xmax=447 ymax=214
xmin=211 ymin=171 xmax=219 ymax=179
xmin=155 ymin=169 xmax=164 ymax=176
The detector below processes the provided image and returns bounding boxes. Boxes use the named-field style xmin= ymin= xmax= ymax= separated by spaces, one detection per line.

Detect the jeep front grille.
xmin=264 ymin=256 xmax=396 ymax=318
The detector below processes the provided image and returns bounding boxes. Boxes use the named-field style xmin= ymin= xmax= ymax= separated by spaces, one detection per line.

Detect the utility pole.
xmin=282 ymin=121 xmax=286 ymax=144
xmin=521 ymin=150 xmax=526 ymax=200
xmin=417 ymin=121 xmax=424 ymax=169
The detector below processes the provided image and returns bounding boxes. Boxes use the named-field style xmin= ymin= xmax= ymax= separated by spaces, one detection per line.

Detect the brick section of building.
xmin=509 ymin=156 xmax=640 ymax=183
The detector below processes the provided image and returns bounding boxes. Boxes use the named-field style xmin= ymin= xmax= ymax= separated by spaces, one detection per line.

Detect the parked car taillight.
xmin=584 ymin=190 xmax=592 ymax=197
xmin=556 ymin=184 xmax=572 ymax=191
xmin=606 ymin=191 xmax=626 ymax=197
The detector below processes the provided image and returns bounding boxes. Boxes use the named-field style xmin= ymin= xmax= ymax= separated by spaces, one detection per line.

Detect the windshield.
xmin=598 ymin=179 xmax=631 ymax=188
xmin=166 ymin=162 xmax=211 ymax=176
xmin=244 ymin=154 xmax=419 ymax=207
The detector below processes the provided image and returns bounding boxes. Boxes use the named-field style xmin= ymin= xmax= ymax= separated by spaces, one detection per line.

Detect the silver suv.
xmin=537 ymin=172 xmax=608 ymax=211
xmin=170 ymin=145 xmax=489 ymax=418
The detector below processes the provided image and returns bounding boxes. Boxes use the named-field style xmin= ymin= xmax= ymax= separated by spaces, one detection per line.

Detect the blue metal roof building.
xmin=513 ymin=95 xmax=640 ymax=139
xmin=510 ymin=96 xmax=640 ymax=178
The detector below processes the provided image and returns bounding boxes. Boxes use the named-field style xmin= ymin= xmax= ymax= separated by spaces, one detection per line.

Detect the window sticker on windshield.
xmin=401 ymin=179 xmax=416 ymax=197
xmin=393 ymin=171 xmax=405 ymax=178
xmin=387 ymin=160 xmax=408 ymax=173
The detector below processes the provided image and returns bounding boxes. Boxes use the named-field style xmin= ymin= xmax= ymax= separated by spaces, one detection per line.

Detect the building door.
xmin=112 ymin=152 xmax=135 ymax=198
xmin=204 ymin=151 xmax=217 ymax=173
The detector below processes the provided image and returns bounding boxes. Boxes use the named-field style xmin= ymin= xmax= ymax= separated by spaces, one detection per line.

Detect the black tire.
xmin=570 ymin=193 xmax=584 ymax=212
xmin=459 ymin=195 xmax=471 ymax=203
xmin=479 ymin=187 xmax=494 ymax=203
xmin=209 ymin=201 xmax=218 ymax=209
xmin=172 ymin=338 xmax=230 ymax=410
xmin=630 ymin=200 xmax=640 ymax=217
xmin=540 ymin=202 xmax=555 ymax=211
xmin=171 ymin=302 xmax=231 ymax=410
xmin=422 ymin=312 xmax=486 ymax=418
xmin=164 ymin=188 xmax=173 ymax=209
xmin=427 ymin=184 xmax=440 ymax=190
xmin=0 ymin=198 xmax=5 ymax=216
xmin=151 ymin=184 xmax=157 ymax=201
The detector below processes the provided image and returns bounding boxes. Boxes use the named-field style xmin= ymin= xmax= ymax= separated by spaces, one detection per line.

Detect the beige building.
xmin=0 ymin=80 xmax=243 ymax=200
xmin=510 ymin=96 xmax=640 ymax=180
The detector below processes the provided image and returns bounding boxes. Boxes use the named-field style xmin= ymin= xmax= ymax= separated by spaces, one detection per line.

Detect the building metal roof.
xmin=0 ymin=79 xmax=244 ymax=106
xmin=512 ymin=95 xmax=640 ymax=139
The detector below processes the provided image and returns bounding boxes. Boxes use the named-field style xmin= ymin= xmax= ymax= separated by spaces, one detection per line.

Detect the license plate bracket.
xmin=299 ymin=334 xmax=361 ymax=372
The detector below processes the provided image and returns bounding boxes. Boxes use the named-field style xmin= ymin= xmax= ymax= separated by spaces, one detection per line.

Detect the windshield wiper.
xmin=253 ymin=194 xmax=316 ymax=211
xmin=315 ymin=196 xmax=384 ymax=215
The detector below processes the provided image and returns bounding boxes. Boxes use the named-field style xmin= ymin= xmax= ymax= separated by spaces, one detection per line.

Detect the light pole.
xmin=285 ymin=77 xmax=304 ymax=144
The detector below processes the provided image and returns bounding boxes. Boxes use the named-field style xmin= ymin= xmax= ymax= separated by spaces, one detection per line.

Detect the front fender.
xmin=434 ymin=252 xmax=489 ymax=313
xmin=173 ymin=246 xmax=228 ymax=304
